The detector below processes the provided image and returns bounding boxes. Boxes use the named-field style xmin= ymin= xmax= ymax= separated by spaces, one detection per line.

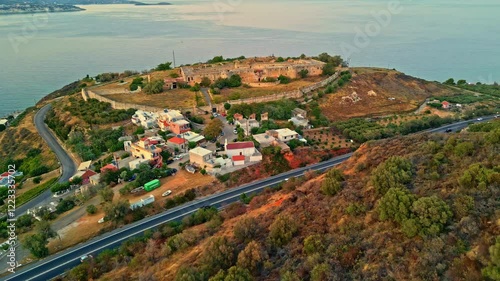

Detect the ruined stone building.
xmin=180 ymin=57 xmax=325 ymax=86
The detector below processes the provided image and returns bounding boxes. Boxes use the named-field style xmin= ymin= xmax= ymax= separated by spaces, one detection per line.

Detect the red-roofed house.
xmin=225 ymin=141 xmax=255 ymax=158
xmin=101 ymin=164 xmax=118 ymax=173
xmin=232 ymin=155 xmax=246 ymax=166
xmin=80 ymin=170 xmax=98 ymax=185
xmin=233 ymin=113 xmax=244 ymax=121
xmin=167 ymin=137 xmax=187 ymax=151
xmin=441 ymin=101 xmax=450 ymax=109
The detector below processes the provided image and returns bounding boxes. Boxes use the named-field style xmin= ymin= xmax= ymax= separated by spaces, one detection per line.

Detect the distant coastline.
xmin=132 ymin=2 xmax=172 ymax=6
xmin=0 ymin=4 xmax=85 ymax=15
xmin=0 ymin=2 xmax=171 ymax=15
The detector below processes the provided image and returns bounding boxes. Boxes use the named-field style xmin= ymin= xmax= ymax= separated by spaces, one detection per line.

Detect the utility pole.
xmin=173 ymin=50 xmax=176 ymax=68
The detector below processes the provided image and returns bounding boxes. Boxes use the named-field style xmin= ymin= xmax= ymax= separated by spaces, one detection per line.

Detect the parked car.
xmin=233 ymin=129 xmax=238 ymax=134
xmin=126 ymin=174 xmax=136 ymax=182
xmin=98 ymin=217 xmax=105 ymax=224
xmin=166 ymin=159 xmax=174 ymax=165
xmin=445 ymin=128 xmax=453 ymax=133
xmin=185 ymin=165 xmax=196 ymax=174
xmin=162 ymin=190 xmax=172 ymax=197
xmin=173 ymin=155 xmax=182 ymax=161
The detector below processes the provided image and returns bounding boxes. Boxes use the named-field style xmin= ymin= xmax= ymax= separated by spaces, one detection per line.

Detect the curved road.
xmin=16 ymin=104 xmax=77 ymax=216
xmin=3 ymin=115 xmax=496 ymax=281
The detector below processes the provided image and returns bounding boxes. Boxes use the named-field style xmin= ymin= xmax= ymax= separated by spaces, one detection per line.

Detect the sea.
xmin=0 ymin=0 xmax=499 ymax=117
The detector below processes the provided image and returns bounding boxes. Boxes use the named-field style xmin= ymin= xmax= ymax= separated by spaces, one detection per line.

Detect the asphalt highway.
xmin=3 ymin=115 xmax=496 ymax=281
xmin=16 ymin=104 xmax=77 ymax=216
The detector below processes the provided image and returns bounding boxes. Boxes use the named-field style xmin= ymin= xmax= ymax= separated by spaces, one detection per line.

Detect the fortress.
xmin=180 ymin=57 xmax=326 ymax=86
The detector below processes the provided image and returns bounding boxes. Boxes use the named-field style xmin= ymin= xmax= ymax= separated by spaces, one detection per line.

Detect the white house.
xmin=182 ymin=131 xmax=205 ymax=144
xmin=232 ymin=155 xmax=245 ymax=166
xmin=0 ymin=119 xmax=9 ymax=127
xmin=131 ymin=110 xmax=158 ymax=129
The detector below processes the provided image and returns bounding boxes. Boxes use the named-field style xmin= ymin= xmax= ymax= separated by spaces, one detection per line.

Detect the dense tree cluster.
xmin=213 ymin=75 xmax=242 ymax=89
xmin=204 ymin=118 xmax=224 ymax=140
xmin=370 ymin=156 xmax=413 ymax=196
xmin=321 ymin=168 xmax=344 ymax=196
xmin=143 ymin=79 xmax=165 ymax=94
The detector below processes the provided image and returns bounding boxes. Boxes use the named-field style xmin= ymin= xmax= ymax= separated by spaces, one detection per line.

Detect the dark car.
xmin=445 ymin=128 xmax=453 ymax=133
xmin=166 ymin=159 xmax=174 ymax=165
xmin=127 ymin=174 xmax=137 ymax=182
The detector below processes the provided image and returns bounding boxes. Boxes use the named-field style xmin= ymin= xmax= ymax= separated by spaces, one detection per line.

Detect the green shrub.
xmin=86 ymin=204 xmax=97 ymax=215
xmin=33 ymin=176 xmax=42 ymax=184
xmin=269 ymin=214 xmax=298 ymax=248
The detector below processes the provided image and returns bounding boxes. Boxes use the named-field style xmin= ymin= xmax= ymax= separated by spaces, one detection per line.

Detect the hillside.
xmin=61 ymin=122 xmax=500 ymax=281
xmin=0 ymin=109 xmax=58 ymax=177
xmin=319 ymin=68 xmax=458 ymax=120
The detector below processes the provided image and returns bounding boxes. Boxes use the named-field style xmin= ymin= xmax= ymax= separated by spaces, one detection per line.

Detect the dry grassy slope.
xmin=0 ymin=109 xmax=58 ymax=171
xmin=320 ymin=68 xmax=456 ymax=120
xmin=95 ymin=131 xmax=498 ymax=281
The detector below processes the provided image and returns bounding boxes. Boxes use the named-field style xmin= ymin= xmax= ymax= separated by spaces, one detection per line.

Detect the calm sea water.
xmin=0 ymin=0 xmax=499 ymax=117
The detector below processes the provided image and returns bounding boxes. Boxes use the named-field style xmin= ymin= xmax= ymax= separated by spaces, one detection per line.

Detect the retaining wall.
xmin=82 ymin=71 xmax=341 ymax=112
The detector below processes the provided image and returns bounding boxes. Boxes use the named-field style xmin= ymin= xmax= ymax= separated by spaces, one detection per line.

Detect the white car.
xmin=98 ymin=217 xmax=105 ymax=224
xmin=162 ymin=190 xmax=172 ymax=197
xmin=476 ymin=117 xmax=483 ymax=121
xmin=173 ymin=156 xmax=182 ymax=161
xmin=80 ymin=254 xmax=92 ymax=262
xmin=233 ymin=129 xmax=238 ymax=134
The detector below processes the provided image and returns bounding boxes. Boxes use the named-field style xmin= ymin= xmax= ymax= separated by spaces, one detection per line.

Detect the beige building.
xmin=124 ymin=137 xmax=164 ymax=161
xmin=270 ymin=128 xmax=299 ymax=142
xmin=189 ymin=147 xmax=213 ymax=167
xmin=235 ymin=118 xmax=260 ymax=136
xmin=180 ymin=57 xmax=325 ymax=86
